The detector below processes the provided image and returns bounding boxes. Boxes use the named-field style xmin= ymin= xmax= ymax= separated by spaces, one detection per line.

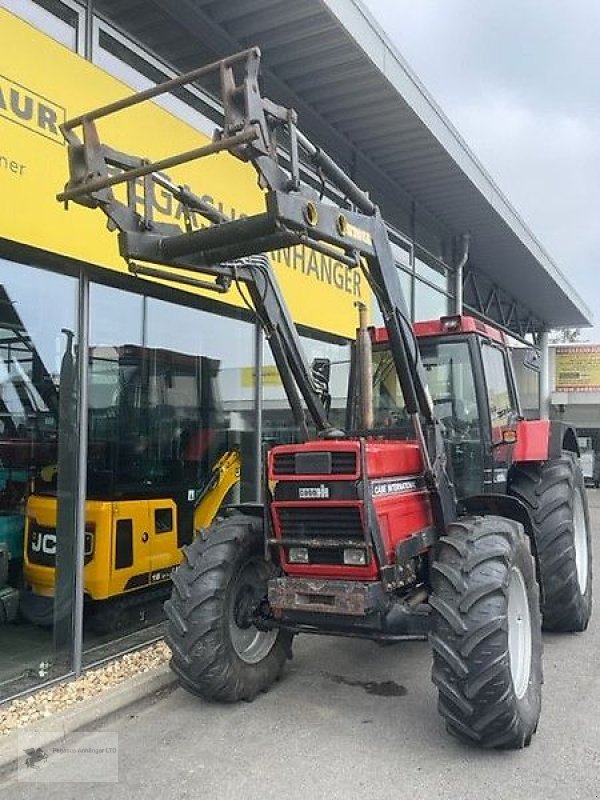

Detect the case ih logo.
xmin=0 ymin=74 xmax=65 ymax=144
xmin=298 ymin=484 xmax=330 ymax=499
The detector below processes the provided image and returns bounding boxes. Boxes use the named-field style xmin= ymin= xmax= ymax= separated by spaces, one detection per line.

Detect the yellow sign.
xmin=555 ymin=346 xmax=600 ymax=392
xmin=0 ymin=73 xmax=65 ymax=145
xmin=241 ymin=365 xmax=282 ymax=388
xmin=0 ymin=9 xmax=367 ymax=338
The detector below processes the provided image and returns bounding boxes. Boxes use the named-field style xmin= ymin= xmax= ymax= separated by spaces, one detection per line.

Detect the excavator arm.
xmin=193 ymin=449 xmax=241 ymax=531
xmin=56 ymin=47 xmax=456 ymax=527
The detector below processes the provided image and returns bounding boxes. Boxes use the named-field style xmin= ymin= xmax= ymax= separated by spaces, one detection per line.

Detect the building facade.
xmin=0 ymin=0 xmax=456 ymax=700
xmin=0 ymin=0 xmax=590 ymax=701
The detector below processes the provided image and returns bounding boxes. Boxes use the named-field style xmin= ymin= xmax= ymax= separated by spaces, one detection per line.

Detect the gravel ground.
xmin=0 ymin=642 xmax=171 ymax=738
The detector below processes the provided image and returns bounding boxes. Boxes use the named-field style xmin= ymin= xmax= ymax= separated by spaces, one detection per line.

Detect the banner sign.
xmin=555 ymin=346 xmax=600 ymax=392
xmin=0 ymin=9 xmax=368 ymax=338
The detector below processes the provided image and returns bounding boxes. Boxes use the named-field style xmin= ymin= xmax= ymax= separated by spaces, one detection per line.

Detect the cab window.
xmin=481 ymin=343 xmax=516 ymax=440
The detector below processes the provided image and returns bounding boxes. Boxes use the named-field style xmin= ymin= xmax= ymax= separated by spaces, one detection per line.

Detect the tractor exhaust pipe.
xmin=355 ymin=302 xmax=373 ymax=430
xmin=454 ymin=233 xmax=470 ymax=315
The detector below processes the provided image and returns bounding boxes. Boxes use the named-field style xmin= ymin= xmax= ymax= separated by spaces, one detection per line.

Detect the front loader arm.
xmin=56 ymin=46 xmax=455 ymax=525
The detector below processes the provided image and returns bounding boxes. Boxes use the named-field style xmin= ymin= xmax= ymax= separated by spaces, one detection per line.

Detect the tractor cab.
xmin=352 ymin=315 xmax=521 ymax=499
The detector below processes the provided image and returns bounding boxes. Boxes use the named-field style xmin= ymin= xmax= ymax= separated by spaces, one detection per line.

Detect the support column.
xmin=539 ymin=330 xmax=551 ymax=420
xmin=253 ymin=321 xmax=263 ymax=501
xmin=84 ymin=0 xmax=94 ymax=60
xmin=73 ymin=272 xmax=89 ymax=676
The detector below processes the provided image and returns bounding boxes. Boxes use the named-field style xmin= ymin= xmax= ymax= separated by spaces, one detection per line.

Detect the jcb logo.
xmin=0 ymin=74 xmax=64 ymax=145
xmin=31 ymin=531 xmax=56 ymax=555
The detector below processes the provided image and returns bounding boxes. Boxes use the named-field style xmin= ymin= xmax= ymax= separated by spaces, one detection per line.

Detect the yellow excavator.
xmin=20 ymin=344 xmax=241 ymax=631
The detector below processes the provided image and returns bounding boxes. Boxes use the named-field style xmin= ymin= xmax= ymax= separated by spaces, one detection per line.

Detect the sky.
xmin=362 ymin=0 xmax=600 ymax=339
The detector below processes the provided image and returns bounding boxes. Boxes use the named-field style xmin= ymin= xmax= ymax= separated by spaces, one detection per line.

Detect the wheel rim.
xmin=507 ymin=566 xmax=532 ymax=700
xmin=573 ymin=489 xmax=589 ymax=594
xmin=229 ymin=559 xmax=278 ymax=665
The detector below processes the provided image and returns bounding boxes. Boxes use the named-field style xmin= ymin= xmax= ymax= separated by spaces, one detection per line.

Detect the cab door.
xmin=109 ymin=500 xmax=151 ymax=595
xmin=148 ymin=498 xmax=180 ymax=585
xmin=480 ymin=341 xmax=519 ymax=493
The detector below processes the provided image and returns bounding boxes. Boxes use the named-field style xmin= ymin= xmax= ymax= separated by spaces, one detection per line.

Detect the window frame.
xmin=479 ymin=339 xmax=519 ymax=443
xmin=1 ymin=0 xmax=85 ymax=53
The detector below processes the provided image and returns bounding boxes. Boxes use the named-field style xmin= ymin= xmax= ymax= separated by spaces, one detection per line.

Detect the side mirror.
xmin=311 ymin=358 xmax=331 ymax=414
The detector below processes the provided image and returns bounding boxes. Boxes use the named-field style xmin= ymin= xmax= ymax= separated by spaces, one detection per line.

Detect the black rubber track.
xmin=430 ymin=515 xmax=543 ymax=749
xmin=164 ymin=514 xmax=291 ymax=702
xmin=510 ymin=452 xmax=593 ymax=632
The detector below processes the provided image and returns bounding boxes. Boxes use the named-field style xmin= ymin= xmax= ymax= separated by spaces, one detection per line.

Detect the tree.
xmin=549 ymin=328 xmax=588 ymax=344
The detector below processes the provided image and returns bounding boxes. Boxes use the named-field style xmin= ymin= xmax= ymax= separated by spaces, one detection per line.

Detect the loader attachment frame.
xmin=57 ymin=46 xmax=456 ymax=529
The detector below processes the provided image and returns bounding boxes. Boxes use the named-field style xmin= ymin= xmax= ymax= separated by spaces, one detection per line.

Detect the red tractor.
xmin=59 ymin=48 xmax=592 ymax=749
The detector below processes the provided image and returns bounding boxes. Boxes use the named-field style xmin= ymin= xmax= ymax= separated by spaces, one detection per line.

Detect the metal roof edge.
xmin=321 ymin=0 xmax=593 ymax=327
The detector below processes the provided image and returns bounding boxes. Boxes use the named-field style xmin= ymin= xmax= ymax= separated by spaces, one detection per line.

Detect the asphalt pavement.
xmin=5 ymin=491 xmax=600 ymax=800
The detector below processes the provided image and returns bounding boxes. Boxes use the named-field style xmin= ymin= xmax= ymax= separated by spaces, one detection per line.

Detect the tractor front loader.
xmin=57 ymin=48 xmax=592 ymax=749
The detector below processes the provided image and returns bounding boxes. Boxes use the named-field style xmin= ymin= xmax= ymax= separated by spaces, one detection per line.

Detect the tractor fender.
xmin=513 ymin=419 xmax=579 ymax=462
xmin=458 ymin=493 xmax=543 ymax=603
xmin=549 ymin=421 xmax=579 ymax=458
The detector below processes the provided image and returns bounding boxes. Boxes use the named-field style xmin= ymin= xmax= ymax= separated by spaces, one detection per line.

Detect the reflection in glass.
xmin=415 ymin=279 xmax=449 ymax=321
xmin=415 ymin=256 xmax=449 ymax=292
xmin=0 ymin=260 xmax=78 ymax=698
xmin=82 ymin=288 xmax=255 ymax=663
xmin=262 ymin=333 xmax=351 ymax=446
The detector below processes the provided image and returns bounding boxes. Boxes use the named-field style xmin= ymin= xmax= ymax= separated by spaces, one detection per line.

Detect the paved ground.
xmin=5 ymin=491 xmax=600 ymax=800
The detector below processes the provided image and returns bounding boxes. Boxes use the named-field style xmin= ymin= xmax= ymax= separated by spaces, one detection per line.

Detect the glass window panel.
xmin=0 ymin=259 xmax=78 ymax=699
xmin=371 ymin=267 xmax=412 ymax=326
xmin=390 ymin=240 xmax=412 ymax=269
xmin=481 ymin=343 xmax=516 ymax=440
xmin=415 ymin=280 xmax=449 ymax=321
xmin=415 ymin=256 xmax=449 ymax=291
xmin=420 ymin=340 xmax=483 ymax=497
xmin=261 ymin=332 xmax=351 ymax=445
xmin=83 ymin=289 xmax=256 ymax=663
xmin=90 ymin=284 xmax=143 ymax=347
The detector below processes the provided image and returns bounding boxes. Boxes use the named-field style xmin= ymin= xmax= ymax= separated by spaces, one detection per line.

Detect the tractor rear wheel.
xmin=164 ymin=513 xmax=291 ymax=702
xmin=430 ymin=515 xmax=543 ymax=749
xmin=510 ymin=452 xmax=593 ymax=632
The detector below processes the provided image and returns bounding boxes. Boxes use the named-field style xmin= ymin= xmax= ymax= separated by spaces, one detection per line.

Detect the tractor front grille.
xmin=273 ymin=450 xmax=357 ymax=476
xmin=277 ymin=506 xmax=363 ymax=538
xmin=276 ymin=505 xmax=365 ymax=565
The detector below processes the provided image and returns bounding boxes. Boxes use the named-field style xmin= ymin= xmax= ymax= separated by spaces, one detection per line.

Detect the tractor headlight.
xmin=343 ymin=548 xmax=366 ymax=566
xmin=288 ymin=547 xmax=309 ymax=564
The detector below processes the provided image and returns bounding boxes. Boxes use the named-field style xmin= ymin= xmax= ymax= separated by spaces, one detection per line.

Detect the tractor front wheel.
xmin=165 ymin=513 xmax=291 ymax=702
xmin=430 ymin=515 xmax=543 ymax=749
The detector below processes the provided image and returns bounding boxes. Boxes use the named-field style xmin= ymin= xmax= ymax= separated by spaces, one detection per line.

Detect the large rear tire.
xmin=430 ymin=515 xmax=543 ymax=749
xmin=510 ymin=452 xmax=593 ymax=632
xmin=165 ymin=514 xmax=291 ymax=702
